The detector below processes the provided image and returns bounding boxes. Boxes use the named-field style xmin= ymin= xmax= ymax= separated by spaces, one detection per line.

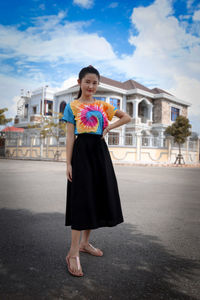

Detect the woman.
xmin=62 ymin=66 xmax=131 ymax=277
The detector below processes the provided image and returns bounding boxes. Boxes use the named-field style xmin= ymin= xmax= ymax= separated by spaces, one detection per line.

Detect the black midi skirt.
xmin=66 ymin=133 xmax=124 ymax=230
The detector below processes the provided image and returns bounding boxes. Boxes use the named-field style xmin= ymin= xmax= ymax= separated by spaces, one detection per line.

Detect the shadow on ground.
xmin=0 ymin=208 xmax=199 ymax=300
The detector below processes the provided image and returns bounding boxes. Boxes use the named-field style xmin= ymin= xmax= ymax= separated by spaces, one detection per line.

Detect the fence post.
xmin=16 ymin=134 xmax=19 ymax=157
xmin=136 ymin=132 xmax=141 ymax=161
xmin=40 ymin=136 xmax=43 ymax=159
xmin=167 ymin=137 xmax=171 ymax=163
xmin=121 ymin=125 xmax=125 ymax=146
xmin=30 ymin=135 xmax=33 ymax=158
xmin=197 ymin=139 xmax=200 ymax=163
xmin=159 ymin=130 xmax=164 ymax=148
xmin=46 ymin=136 xmax=50 ymax=159
xmin=185 ymin=138 xmax=189 ymax=163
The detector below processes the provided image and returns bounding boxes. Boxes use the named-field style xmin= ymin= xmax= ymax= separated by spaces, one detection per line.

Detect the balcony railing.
xmin=126 ymin=117 xmax=152 ymax=126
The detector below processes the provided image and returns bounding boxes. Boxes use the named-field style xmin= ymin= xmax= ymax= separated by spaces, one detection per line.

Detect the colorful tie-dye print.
xmin=62 ymin=100 xmax=117 ymax=135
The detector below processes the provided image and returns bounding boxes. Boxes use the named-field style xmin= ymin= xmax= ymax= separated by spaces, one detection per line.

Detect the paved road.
xmin=0 ymin=159 xmax=200 ymax=300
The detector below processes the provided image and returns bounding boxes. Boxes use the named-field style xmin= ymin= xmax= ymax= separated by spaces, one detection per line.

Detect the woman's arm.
xmin=66 ymin=122 xmax=75 ymax=182
xmin=102 ymin=110 xmax=131 ymax=137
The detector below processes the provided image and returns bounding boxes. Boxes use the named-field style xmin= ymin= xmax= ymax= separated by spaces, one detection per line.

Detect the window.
xmin=32 ymin=106 xmax=37 ymax=114
xmin=24 ymin=104 xmax=28 ymax=117
xmin=108 ymin=132 xmax=119 ymax=145
xmin=45 ymin=100 xmax=53 ymax=116
xmin=171 ymin=107 xmax=179 ymax=121
xmin=93 ymin=97 xmax=106 ymax=101
xmin=60 ymin=101 xmax=66 ymax=114
xmin=110 ymin=98 xmax=120 ymax=109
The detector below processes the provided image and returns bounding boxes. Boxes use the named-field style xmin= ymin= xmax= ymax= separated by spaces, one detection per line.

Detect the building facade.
xmin=14 ymin=75 xmax=191 ymax=148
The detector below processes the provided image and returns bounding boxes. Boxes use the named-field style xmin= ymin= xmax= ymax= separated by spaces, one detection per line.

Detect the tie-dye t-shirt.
xmin=62 ymin=100 xmax=117 ymax=135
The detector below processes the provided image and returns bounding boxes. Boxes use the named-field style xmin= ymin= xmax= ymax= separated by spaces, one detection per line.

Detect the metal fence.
xmin=141 ymin=136 xmax=167 ymax=148
xmin=2 ymin=132 xmax=199 ymax=164
xmin=3 ymin=131 xmax=199 ymax=150
xmin=171 ymin=139 xmax=198 ymax=151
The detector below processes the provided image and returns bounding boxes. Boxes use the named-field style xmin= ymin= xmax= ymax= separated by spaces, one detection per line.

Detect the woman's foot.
xmin=66 ymin=254 xmax=84 ymax=277
xmin=79 ymin=243 xmax=103 ymax=257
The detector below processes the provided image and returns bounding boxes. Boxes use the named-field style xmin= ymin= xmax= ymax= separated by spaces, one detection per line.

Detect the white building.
xmin=14 ymin=76 xmax=191 ymax=146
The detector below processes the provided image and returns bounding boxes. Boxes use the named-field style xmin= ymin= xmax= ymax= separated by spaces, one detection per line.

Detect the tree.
xmin=28 ymin=111 xmax=67 ymax=160
xmin=165 ymin=115 xmax=192 ymax=164
xmin=0 ymin=108 xmax=12 ymax=125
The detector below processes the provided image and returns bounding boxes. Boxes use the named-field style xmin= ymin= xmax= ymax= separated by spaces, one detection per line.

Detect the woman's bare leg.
xmin=80 ymin=229 xmax=91 ymax=246
xmin=79 ymin=230 xmax=103 ymax=256
xmin=67 ymin=229 xmax=83 ymax=275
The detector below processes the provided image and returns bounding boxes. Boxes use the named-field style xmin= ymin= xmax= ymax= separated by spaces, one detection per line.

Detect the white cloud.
xmin=0 ymin=73 xmax=41 ymax=120
xmin=39 ymin=4 xmax=46 ymax=10
xmin=110 ymin=0 xmax=200 ymax=123
xmin=169 ymin=75 xmax=200 ymax=116
xmin=187 ymin=0 xmax=195 ymax=9
xmin=0 ymin=12 xmax=116 ymax=65
xmin=73 ymin=0 xmax=93 ymax=9
xmin=109 ymin=2 xmax=118 ymax=8
xmin=193 ymin=9 xmax=200 ymax=21
xmin=179 ymin=15 xmax=191 ymax=20
xmin=59 ymin=77 xmax=77 ymax=90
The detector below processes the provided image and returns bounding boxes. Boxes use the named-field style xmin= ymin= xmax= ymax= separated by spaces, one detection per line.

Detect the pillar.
xmin=149 ymin=103 xmax=153 ymax=122
xmin=133 ymin=100 xmax=139 ymax=119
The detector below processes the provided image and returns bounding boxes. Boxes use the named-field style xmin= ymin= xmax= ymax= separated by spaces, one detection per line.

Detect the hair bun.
xmin=88 ymin=65 xmax=93 ymax=68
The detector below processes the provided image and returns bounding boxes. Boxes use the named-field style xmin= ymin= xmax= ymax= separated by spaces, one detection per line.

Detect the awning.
xmin=2 ymin=126 xmax=24 ymax=132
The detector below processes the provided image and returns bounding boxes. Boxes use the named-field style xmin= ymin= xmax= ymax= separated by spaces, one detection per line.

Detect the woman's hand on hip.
xmin=102 ymin=126 xmax=110 ymax=139
xmin=67 ymin=164 xmax=72 ymax=182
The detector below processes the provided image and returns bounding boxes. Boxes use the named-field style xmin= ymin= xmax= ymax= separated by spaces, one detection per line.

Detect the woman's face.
xmin=78 ymin=73 xmax=99 ymax=97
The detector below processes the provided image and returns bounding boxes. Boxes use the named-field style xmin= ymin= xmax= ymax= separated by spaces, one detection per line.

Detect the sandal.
xmin=79 ymin=243 xmax=103 ymax=257
xmin=66 ymin=255 xmax=84 ymax=277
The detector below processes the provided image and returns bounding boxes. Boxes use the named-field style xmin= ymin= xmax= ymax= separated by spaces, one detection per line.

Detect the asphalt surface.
xmin=0 ymin=159 xmax=200 ymax=300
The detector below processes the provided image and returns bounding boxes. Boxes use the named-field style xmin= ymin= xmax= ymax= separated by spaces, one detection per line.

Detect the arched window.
xmin=59 ymin=101 xmax=67 ymax=123
xmin=60 ymin=101 xmax=66 ymax=114
xmin=138 ymin=100 xmax=148 ymax=123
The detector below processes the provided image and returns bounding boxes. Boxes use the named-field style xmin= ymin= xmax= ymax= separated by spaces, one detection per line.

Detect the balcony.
xmin=14 ymin=116 xmax=28 ymax=125
xmin=126 ymin=117 xmax=152 ymax=127
xmin=30 ymin=114 xmax=42 ymax=123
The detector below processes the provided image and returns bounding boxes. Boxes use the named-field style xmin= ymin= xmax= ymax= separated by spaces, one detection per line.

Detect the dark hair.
xmin=77 ymin=65 xmax=100 ymax=98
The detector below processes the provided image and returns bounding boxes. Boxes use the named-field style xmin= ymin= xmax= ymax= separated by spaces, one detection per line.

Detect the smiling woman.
xmin=77 ymin=65 xmax=100 ymax=99
xmin=62 ymin=65 xmax=131 ymax=277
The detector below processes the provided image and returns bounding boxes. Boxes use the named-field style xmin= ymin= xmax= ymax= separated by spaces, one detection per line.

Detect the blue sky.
xmin=0 ymin=0 xmax=200 ymax=134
